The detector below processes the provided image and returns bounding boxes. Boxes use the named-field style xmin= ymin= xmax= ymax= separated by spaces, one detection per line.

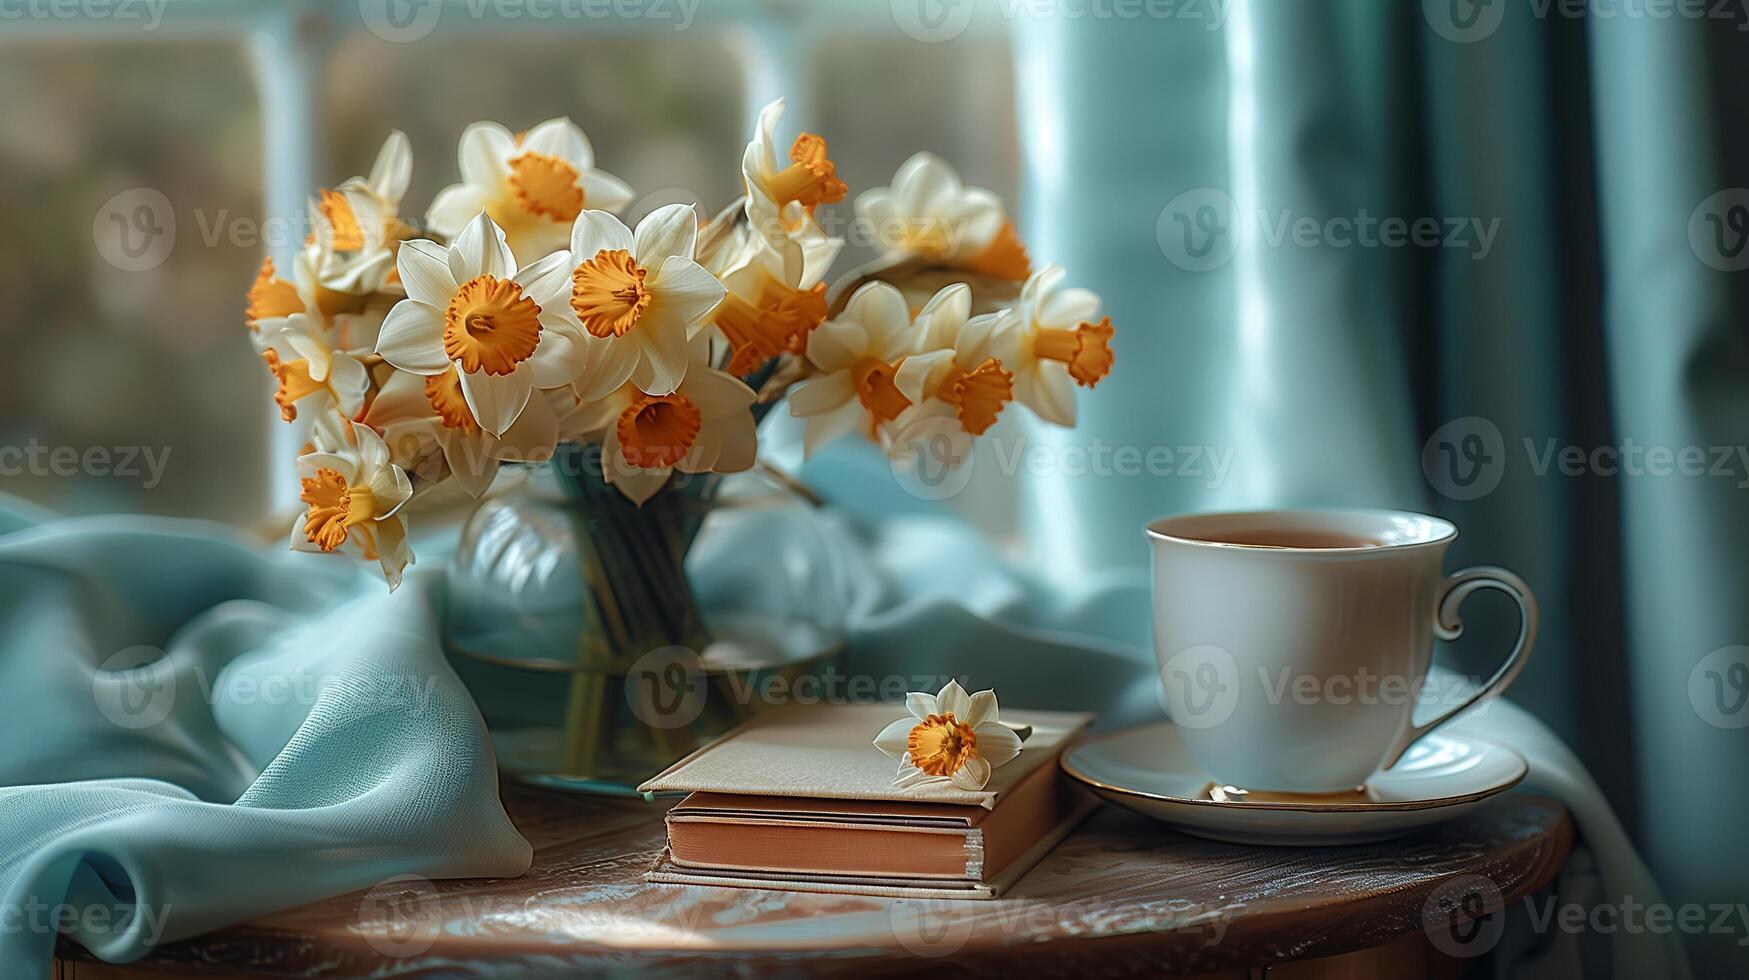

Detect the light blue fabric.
xmin=0 ymin=499 xmax=530 ymax=970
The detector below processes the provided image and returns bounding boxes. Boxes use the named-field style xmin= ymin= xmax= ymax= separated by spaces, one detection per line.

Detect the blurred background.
xmin=4 ymin=0 xmax=1749 ymax=974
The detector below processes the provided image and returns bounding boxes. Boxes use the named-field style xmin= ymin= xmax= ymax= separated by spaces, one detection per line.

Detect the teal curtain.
xmin=1014 ymin=2 xmax=1749 ymax=974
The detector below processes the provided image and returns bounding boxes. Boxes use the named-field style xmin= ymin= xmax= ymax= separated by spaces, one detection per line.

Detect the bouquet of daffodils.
xmin=247 ymin=100 xmax=1115 ymax=589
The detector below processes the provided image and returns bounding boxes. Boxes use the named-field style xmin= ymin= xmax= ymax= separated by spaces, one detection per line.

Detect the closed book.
xmin=639 ymin=703 xmax=1097 ymax=899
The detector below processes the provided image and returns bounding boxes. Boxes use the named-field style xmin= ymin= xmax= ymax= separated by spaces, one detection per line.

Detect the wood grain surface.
xmin=57 ymin=785 xmax=1572 ymax=978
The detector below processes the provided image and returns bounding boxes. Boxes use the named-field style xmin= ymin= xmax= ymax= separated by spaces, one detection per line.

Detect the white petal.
xmin=893 ymin=152 xmax=960 ymax=215
xmin=527 ymin=318 xmax=589 ymax=388
xmin=1040 ymin=287 xmax=1101 ymax=329
xmin=805 ymin=319 xmax=868 ymax=374
xmin=517 ymin=249 xmax=574 ymax=310
xmin=906 ymin=691 xmax=940 ymax=721
xmin=569 ymin=210 xmax=634 ymax=262
xmin=521 ymin=117 xmax=593 ymax=170
xmin=438 ymin=428 xmax=499 ymax=497
xmin=328 ymin=355 xmax=370 ymax=417
xmin=936 ymin=680 xmax=970 ymax=719
xmin=452 ymin=211 xmax=515 ymax=282
xmin=634 ymin=204 xmax=700 ymax=266
xmin=973 ymin=723 xmax=1022 ymax=769
xmin=574 ymin=336 xmax=639 ymax=401
xmin=491 ymin=391 xmax=558 ymax=462
xmin=1028 ymin=363 xmax=1078 ymax=427
xmin=649 ymin=256 xmax=726 ymax=328
xmin=579 ymin=170 xmax=634 ymax=214
xmin=893 ymin=349 xmax=954 ymax=405
xmin=374 ymin=301 xmax=448 ymax=375
xmin=397 ymin=239 xmax=458 ymax=308
xmin=425 ymin=184 xmax=488 ymax=239
xmin=368 ymin=129 xmax=413 ymax=204
xmin=873 ymin=717 xmax=916 ymax=760
xmin=296 ymin=450 xmax=357 ymax=485
xmin=786 ymin=371 xmax=855 ymax=418
xmin=458 ymin=121 xmax=515 ymax=185
xmin=629 ymin=314 xmax=689 ymax=395
xmin=960 ymin=690 xmax=997 ymax=729
xmin=459 ymin=364 xmax=533 ymax=437
xmin=363 ymin=369 xmax=434 ymax=427
xmin=950 ymin=754 xmax=991 ymax=791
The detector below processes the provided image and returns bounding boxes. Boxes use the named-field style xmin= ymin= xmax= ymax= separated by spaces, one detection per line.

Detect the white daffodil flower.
xmin=255 ymin=313 xmax=370 ymax=425
xmin=362 ymin=364 xmax=560 ymax=499
xmin=291 ymin=421 xmax=415 ymax=590
xmin=305 ymin=130 xmax=414 ymax=301
xmin=873 ymin=680 xmax=1023 ymax=792
xmin=740 ymin=99 xmax=846 ymax=260
xmin=786 ymin=281 xmax=921 ymax=458
xmin=556 ymin=338 xmax=756 ymax=506
xmin=427 ymin=117 xmax=633 ymax=259
xmin=374 ymin=212 xmax=587 ymax=438
xmin=989 ymin=264 xmax=1114 ymax=427
xmin=560 ymin=204 xmax=727 ymax=400
xmin=891 ymin=283 xmax=1014 ymax=437
xmin=707 ymin=235 xmax=833 ymax=376
xmin=855 ymin=152 xmax=1030 ymax=283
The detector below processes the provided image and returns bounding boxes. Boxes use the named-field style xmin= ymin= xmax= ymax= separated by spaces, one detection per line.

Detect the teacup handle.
xmin=1384 ymin=566 xmax=1538 ymax=768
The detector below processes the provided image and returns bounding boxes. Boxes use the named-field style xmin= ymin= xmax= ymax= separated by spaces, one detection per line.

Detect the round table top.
xmin=71 ymin=783 xmax=1572 ymax=978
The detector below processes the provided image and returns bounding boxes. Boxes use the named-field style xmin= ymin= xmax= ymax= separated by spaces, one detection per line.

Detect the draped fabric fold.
xmin=0 ymin=507 xmax=532 ymax=970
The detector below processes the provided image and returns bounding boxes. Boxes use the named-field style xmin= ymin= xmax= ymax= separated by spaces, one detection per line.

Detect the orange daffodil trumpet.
xmin=873 ymin=681 xmax=1022 ymax=791
xmin=427 ymin=117 xmax=634 ymax=260
xmin=245 ymin=108 xmax=1115 ymax=589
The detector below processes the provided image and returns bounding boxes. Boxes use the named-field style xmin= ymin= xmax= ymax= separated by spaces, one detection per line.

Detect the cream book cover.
xmin=637 ymin=702 xmax=1093 ymax=808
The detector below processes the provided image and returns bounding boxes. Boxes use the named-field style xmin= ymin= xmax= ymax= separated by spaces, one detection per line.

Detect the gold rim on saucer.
xmin=1058 ymin=727 xmax=1527 ymax=813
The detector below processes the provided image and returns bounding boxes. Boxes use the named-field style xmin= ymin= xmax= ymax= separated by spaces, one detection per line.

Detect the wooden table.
xmin=57 ymin=785 xmax=1572 ymax=979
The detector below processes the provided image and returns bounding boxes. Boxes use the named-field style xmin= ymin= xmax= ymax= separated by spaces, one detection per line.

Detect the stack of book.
xmin=639 ymin=703 xmax=1097 ymax=899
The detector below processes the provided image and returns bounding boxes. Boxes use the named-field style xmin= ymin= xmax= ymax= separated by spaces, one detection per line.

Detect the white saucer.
xmin=1060 ymin=722 xmax=1528 ymax=846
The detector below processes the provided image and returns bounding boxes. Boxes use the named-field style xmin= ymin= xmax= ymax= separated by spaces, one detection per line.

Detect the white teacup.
xmin=1147 ymin=509 xmax=1536 ymax=795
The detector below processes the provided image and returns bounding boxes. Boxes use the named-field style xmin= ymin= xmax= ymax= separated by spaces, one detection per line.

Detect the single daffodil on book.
xmin=874 ymin=680 xmax=1023 ymax=791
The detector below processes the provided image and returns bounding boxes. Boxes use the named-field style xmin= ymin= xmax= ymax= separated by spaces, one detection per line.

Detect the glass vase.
xmin=443 ymin=444 xmax=845 ymax=795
